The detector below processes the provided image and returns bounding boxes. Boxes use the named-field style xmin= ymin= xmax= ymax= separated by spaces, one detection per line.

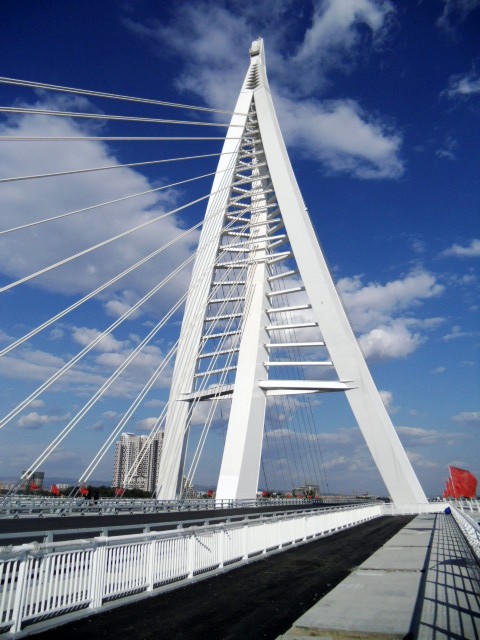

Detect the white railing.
xmin=0 ymin=496 xmax=361 ymax=519
xmin=454 ymin=498 xmax=480 ymax=514
xmin=380 ymin=501 xmax=446 ymax=516
xmin=0 ymin=504 xmax=381 ymax=635
xmin=450 ymin=504 xmax=480 ymax=559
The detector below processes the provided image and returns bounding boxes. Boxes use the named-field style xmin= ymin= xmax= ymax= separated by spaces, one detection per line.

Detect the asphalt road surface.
xmin=0 ymin=502 xmax=357 ymax=545
xmin=34 ymin=515 xmax=413 ymax=640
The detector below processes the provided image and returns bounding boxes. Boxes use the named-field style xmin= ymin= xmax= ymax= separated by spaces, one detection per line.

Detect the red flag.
xmin=79 ymin=486 xmax=89 ymax=497
xmin=446 ymin=478 xmax=455 ymax=498
xmin=449 ymin=466 xmax=477 ymax=499
xmin=115 ymin=487 xmax=125 ymax=497
xmin=30 ymin=482 xmax=39 ymax=491
xmin=262 ymin=491 xmax=268 ymax=498
xmin=207 ymin=489 xmax=213 ymax=498
xmin=442 ymin=479 xmax=449 ymax=498
xmin=50 ymin=484 xmax=60 ymax=496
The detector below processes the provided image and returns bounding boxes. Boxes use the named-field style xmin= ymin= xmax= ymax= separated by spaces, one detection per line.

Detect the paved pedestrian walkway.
xmin=279 ymin=512 xmax=480 ymax=639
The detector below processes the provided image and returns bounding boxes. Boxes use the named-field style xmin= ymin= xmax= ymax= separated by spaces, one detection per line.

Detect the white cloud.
xmin=406 ymin=450 xmax=438 ymax=469
xmin=397 ymin=426 xmax=459 ymax=446
xmin=17 ymin=410 xmax=64 ymax=429
xmin=452 ymin=411 xmax=480 ymax=426
xmin=126 ymin=1 xmax=403 ymax=180
xmin=447 ymin=72 xmax=480 ymax=96
xmin=338 ymin=271 xmax=444 ymax=329
xmin=359 ymin=320 xmax=423 ymax=360
xmin=49 ymin=327 xmax=65 ymax=341
xmin=379 ymin=390 xmax=399 ymax=415
xmin=295 ymin=0 xmax=394 ymax=66
xmin=0 ymin=98 xmax=199 ymax=311
xmin=72 ymin=327 xmax=127 ymax=353
xmin=276 ymin=96 xmax=403 ymax=178
xmin=432 ymin=366 xmax=446 ymax=374
xmin=441 ymin=238 xmax=480 ymax=258
xmin=337 ymin=270 xmax=444 ymax=360
xmin=322 ymin=455 xmax=349 ymax=470
xmin=0 ymin=348 xmax=70 ymax=384
xmin=145 ymin=398 xmax=165 ymax=408
xmin=435 ymin=136 xmax=458 ymax=161
xmin=29 ymin=399 xmax=45 ymax=409
xmin=442 ymin=325 xmax=475 ymax=341
xmin=136 ymin=417 xmax=158 ymax=432
xmin=436 ymin=0 xmax=480 ymax=34
xmin=17 ymin=412 xmax=50 ymax=429
xmin=102 ymin=410 xmax=118 ymax=419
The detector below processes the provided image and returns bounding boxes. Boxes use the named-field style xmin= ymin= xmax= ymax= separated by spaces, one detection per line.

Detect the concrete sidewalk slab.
xmin=360 ymin=544 xmax=428 ymax=571
xmin=286 ymin=569 xmax=424 ymax=638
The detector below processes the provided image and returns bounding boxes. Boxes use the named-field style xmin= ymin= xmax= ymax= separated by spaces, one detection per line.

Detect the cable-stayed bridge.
xmin=0 ymin=38 xmax=423 ymax=506
xmin=1 ymin=39 xmax=479 ymax=638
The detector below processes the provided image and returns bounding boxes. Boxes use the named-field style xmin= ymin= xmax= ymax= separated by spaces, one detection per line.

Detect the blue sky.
xmin=0 ymin=0 xmax=478 ymax=497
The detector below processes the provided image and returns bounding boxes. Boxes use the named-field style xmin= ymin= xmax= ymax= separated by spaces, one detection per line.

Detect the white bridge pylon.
xmin=156 ymin=39 xmax=427 ymax=507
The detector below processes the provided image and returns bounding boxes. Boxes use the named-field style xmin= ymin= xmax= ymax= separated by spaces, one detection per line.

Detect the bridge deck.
xmin=280 ymin=512 xmax=480 ymax=639
xmin=30 ymin=516 xmax=410 ymax=640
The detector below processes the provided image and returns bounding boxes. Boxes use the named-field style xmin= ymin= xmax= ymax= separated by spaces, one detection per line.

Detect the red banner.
xmin=50 ymin=484 xmax=60 ymax=496
xmin=446 ymin=478 xmax=455 ymax=497
xmin=449 ymin=466 xmax=477 ymax=499
xmin=79 ymin=486 xmax=89 ymax=497
xmin=115 ymin=487 xmax=125 ymax=497
xmin=30 ymin=483 xmax=39 ymax=491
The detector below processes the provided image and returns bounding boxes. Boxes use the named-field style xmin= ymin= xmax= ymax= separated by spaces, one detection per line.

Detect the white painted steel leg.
xmin=216 ymin=158 xmax=270 ymax=500
xmin=250 ymin=41 xmax=427 ymax=507
xmin=156 ymin=89 xmax=252 ymax=500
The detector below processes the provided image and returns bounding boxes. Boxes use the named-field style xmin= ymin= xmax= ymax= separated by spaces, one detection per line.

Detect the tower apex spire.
xmin=249 ymin=38 xmax=263 ymax=58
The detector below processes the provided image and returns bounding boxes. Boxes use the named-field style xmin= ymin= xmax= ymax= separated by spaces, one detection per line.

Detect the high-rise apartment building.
xmin=112 ymin=431 xmax=164 ymax=493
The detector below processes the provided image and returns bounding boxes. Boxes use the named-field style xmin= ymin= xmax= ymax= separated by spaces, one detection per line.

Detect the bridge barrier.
xmin=0 ymin=504 xmax=366 ymax=546
xmin=0 ymin=496 xmax=358 ymax=519
xmin=380 ymin=502 xmax=446 ymax=516
xmin=450 ymin=504 xmax=480 ymax=560
xmin=0 ymin=503 xmax=381 ymax=635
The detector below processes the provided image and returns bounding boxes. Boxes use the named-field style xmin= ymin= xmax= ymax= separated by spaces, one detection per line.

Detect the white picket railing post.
xmin=89 ymin=543 xmax=106 ymax=609
xmin=218 ymin=527 xmax=225 ymax=569
xmin=242 ymin=522 xmax=248 ymax=560
xmin=146 ymin=537 xmax=156 ymax=591
xmin=10 ymin=556 xmax=29 ymax=634
xmin=188 ymin=532 xmax=195 ymax=579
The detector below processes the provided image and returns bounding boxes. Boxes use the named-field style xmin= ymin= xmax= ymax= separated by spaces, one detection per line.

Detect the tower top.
xmin=249 ymin=38 xmax=263 ymax=58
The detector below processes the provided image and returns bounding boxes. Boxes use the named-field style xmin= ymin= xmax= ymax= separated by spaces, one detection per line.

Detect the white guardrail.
xmin=0 ymin=496 xmax=356 ymax=519
xmin=0 ymin=503 xmax=381 ymax=635
xmin=450 ymin=504 xmax=480 ymax=559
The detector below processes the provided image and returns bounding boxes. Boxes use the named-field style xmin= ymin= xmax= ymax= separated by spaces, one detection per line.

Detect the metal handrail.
xmin=450 ymin=504 xmax=480 ymax=559
xmin=0 ymin=495 xmax=366 ymax=518
xmin=0 ymin=502 xmax=374 ymax=546
xmin=0 ymin=503 xmax=382 ymax=636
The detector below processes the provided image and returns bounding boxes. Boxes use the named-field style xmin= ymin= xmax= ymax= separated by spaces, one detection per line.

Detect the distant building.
xmin=112 ymin=431 xmax=164 ymax=492
xmin=181 ymin=476 xmax=199 ymax=499
xmin=0 ymin=481 xmax=16 ymax=492
xmin=295 ymin=483 xmax=320 ymax=498
xmin=20 ymin=471 xmax=45 ymax=490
